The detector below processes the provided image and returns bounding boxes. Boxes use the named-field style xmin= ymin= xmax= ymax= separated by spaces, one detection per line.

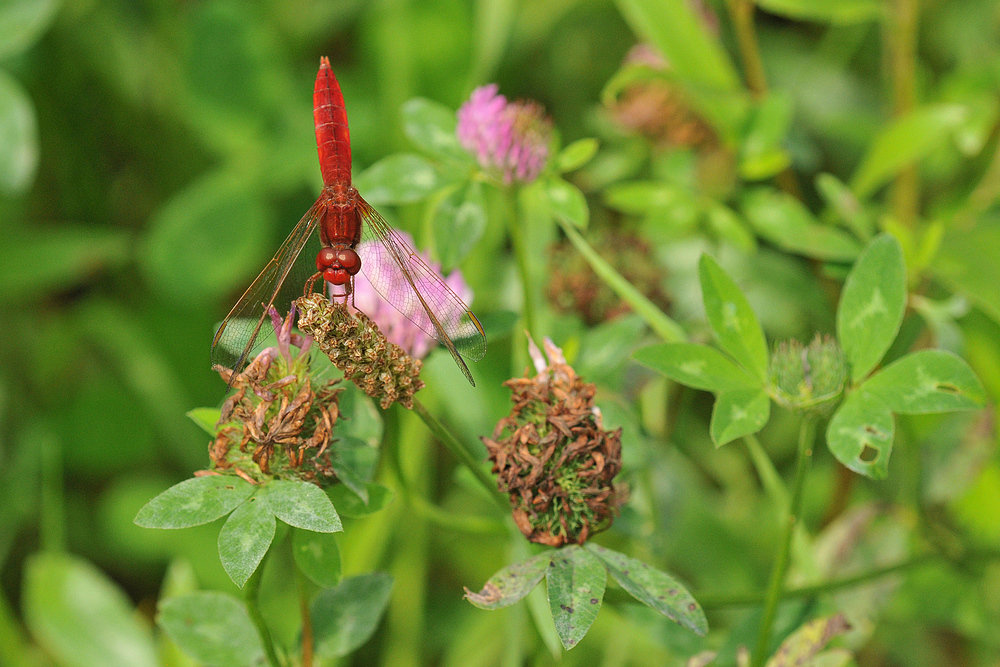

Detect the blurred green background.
xmin=3 ymin=0 xmax=1000 ymax=665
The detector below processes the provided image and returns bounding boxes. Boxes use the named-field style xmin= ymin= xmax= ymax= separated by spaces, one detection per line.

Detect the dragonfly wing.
xmin=355 ymin=198 xmax=486 ymax=382
xmin=212 ymin=199 xmax=325 ymax=374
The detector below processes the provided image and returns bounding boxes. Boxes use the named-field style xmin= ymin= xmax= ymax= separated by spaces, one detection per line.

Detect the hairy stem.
xmin=751 ymin=415 xmax=816 ymax=667
xmin=412 ymin=399 xmax=508 ymax=508
xmin=244 ymin=554 xmax=281 ymax=667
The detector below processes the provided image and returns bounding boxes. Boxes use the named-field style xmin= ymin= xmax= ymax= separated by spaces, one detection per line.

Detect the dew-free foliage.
xmin=292 ymin=528 xmax=342 ymax=588
xmin=863 ymin=350 xmax=986 ymax=414
xmin=545 ymin=546 xmax=607 ymax=650
xmin=836 ymin=234 xmax=906 ymax=384
xmin=465 ymin=552 xmax=552 ymax=610
xmin=134 ymin=476 xmax=255 ymax=529
xmin=312 ymin=573 xmax=394 ymax=659
xmin=354 ymin=153 xmax=439 ymax=206
xmin=699 ymin=253 xmax=770 ymax=380
xmin=23 ymin=553 xmax=157 ymax=667
xmin=217 ymin=496 xmax=276 ymax=587
xmin=401 ymin=97 xmax=469 ymax=163
xmin=633 ymin=342 xmax=760 ymax=393
xmin=327 ymin=482 xmax=394 ymax=518
xmin=259 ymin=479 xmax=342 ymax=533
xmin=586 ymin=544 xmax=707 ymax=636
xmin=157 ymin=591 xmax=264 ymax=667
xmin=710 ymin=386 xmax=771 ymax=447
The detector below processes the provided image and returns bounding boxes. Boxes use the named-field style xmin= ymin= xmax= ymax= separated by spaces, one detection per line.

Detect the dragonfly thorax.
xmin=317 ymin=246 xmax=361 ymax=285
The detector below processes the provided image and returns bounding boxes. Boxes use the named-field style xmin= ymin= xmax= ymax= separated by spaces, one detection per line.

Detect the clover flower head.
xmin=457 ymin=84 xmax=551 ymax=184
xmin=483 ymin=336 xmax=625 ymax=546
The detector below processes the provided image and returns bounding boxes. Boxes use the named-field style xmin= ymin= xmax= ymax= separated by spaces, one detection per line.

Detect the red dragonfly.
xmin=212 ymin=57 xmax=486 ymax=385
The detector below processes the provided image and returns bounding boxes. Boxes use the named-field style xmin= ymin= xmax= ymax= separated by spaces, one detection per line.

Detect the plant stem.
xmin=887 ymin=0 xmax=920 ymax=227
xmin=695 ymin=551 xmax=939 ymax=609
xmin=751 ymin=415 xmax=817 ymax=667
xmin=244 ymin=554 xmax=281 ymax=667
xmin=509 ymin=190 xmax=538 ymax=340
xmin=411 ymin=399 xmax=508 ymax=508
xmin=743 ymin=433 xmax=788 ymax=511
xmin=296 ymin=567 xmax=313 ymax=667
xmin=558 ymin=218 xmax=686 ymax=342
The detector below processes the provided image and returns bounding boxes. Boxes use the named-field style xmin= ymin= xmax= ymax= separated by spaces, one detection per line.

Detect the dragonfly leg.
xmin=303 ymin=272 xmax=323 ymax=297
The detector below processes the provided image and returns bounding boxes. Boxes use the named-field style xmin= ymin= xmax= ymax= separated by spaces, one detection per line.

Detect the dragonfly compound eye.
xmin=316 ymin=247 xmax=337 ymax=271
xmin=337 ymin=248 xmax=362 ymax=275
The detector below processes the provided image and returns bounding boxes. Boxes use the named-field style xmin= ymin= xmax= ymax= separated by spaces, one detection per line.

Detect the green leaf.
xmin=710 ymin=387 xmax=771 ymax=446
xmin=739 ymin=93 xmax=793 ymax=181
xmin=815 ymin=172 xmax=874 ymax=241
xmin=327 ymin=483 xmax=394 ymax=518
xmin=355 ymin=153 xmax=439 ymax=205
xmin=851 ymin=104 xmax=967 ymax=198
xmin=157 ymin=592 xmax=263 ymax=667
xmin=465 ymin=552 xmax=552 ymax=610
xmin=604 ymin=180 xmax=673 ymax=215
xmin=187 ymin=408 xmax=221 ymax=436
xmin=546 ymin=177 xmax=589 ymax=229
xmin=755 ymin=0 xmax=883 ymax=24
xmin=698 ymin=254 xmax=769 ymax=380
xmin=706 ymin=203 xmax=756 ymax=252
xmin=586 ymin=544 xmax=707 ymax=636
xmin=0 ymin=69 xmax=38 ymax=193
xmin=765 ymin=613 xmax=851 ymax=667
xmin=217 ymin=496 xmax=276 ymax=587
xmin=23 ymin=553 xmax=157 ymax=667
xmin=633 ymin=343 xmax=761 ymax=392
xmin=932 ymin=214 xmax=1000 ymax=325
xmin=433 ymin=180 xmax=487 ymax=268
xmin=0 ymin=0 xmax=60 ymax=59
xmin=741 ymin=188 xmax=861 ymax=261
xmin=312 ymin=573 xmax=394 ymax=659
xmin=134 ymin=476 xmax=255 ymax=529
xmin=826 ymin=389 xmax=894 ymax=479
xmin=546 ymin=546 xmax=607 ymax=650
xmin=401 ymin=98 xmax=469 ymax=162
xmin=614 ymin=0 xmax=739 ymax=93
xmin=836 ymin=234 xmax=907 ymax=384
xmin=292 ymin=529 xmax=342 ymax=588
xmin=328 ymin=436 xmax=379 ymax=502
xmin=556 ymin=138 xmax=599 ymax=173
xmin=143 ymin=170 xmax=272 ymax=306
xmin=864 ymin=350 xmax=986 ymax=414
xmin=0 ymin=227 xmax=130 ymax=303
xmin=259 ymin=480 xmax=342 ymax=533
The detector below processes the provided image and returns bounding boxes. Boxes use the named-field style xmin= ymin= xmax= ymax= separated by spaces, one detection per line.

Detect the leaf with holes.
xmin=826 ymin=390 xmax=894 ymax=479
xmin=586 ymin=544 xmax=707 ymax=636
xmin=836 ymin=234 xmax=906 ymax=384
xmin=546 ymin=546 xmax=606 ymax=650
xmin=465 ymin=551 xmax=553 ymax=610
xmin=863 ymin=350 xmax=986 ymax=414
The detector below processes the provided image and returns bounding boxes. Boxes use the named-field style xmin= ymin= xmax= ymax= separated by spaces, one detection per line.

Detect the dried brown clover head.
xmin=483 ymin=337 xmax=625 ymax=546
xmin=211 ymin=307 xmax=342 ymax=486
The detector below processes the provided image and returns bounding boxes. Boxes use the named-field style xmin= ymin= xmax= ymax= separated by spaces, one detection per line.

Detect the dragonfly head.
xmin=317 ymin=246 xmax=361 ymax=285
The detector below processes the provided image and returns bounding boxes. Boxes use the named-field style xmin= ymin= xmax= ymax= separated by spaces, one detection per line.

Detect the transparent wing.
xmin=356 ymin=197 xmax=487 ymax=384
xmin=212 ymin=199 xmax=324 ymax=374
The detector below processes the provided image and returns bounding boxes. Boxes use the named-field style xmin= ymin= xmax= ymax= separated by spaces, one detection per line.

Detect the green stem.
xmin=39 ymin=427 xmax=65 ymax=553
xmin=411 ymin=399 xmax=508 ymax=508
xmin=508 ymin=193 xmax=538 ymax=339
xmin=887 ymin=0 xmax=920 ymax=227
xmin=953 ymin=119 xmax=1000 ymax=229
xmin=743 ymin=433 xmax=788 ymax=512
xmin=725 ymin=0 xmax=768 ymax=97
xmin=296 ymin=567 xmax=314 ymax=667
xmin=697 ymin=552 xmax=937 ymax=609
xmin=751 ymin=415 xmax=817 ymax=667
xmin=558 ymin=219 xmax=685 ymax=342
xmin=408 ymin=494 xmax=507 ymax=533
xmin=244 ymin=554 xmax=281 ymax=667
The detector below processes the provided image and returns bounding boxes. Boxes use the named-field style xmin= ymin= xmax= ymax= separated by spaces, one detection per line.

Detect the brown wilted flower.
xmin=609 ymin=44 xmax=715 ymax=149
xmin=483 ymin=337 xmax=625 ymax=546
xmin=548 ymin=229 xmax=670 ymax=325
xmin=296 ymin=292 xmax=424 ymax=410
xmin=211 ymin=307 xmax=342 ymax=485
